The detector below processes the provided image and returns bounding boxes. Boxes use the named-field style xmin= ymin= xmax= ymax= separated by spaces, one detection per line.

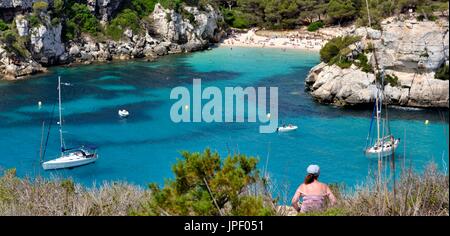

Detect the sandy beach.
xmin=218 ymin=27 xmax=354 ymax=51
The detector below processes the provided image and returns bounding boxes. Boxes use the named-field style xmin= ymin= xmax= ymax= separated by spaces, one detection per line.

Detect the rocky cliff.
xmin=0 ymin=1 xmax=225 ymax=79
xmin=305 ymin=16 xmax=449 ymax=108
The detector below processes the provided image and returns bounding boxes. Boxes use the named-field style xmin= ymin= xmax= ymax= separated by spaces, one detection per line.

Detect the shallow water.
xmin=0 ymin=47 xmax=448 ymax=199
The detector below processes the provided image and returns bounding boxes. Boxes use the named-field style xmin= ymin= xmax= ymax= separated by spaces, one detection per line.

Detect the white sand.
xmin=217 ymin=27 xmax=355 ymax=51
xmin=218 ymin=29 xmax=324 ymax=51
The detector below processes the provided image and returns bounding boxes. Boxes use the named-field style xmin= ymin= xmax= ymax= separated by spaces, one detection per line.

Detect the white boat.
xmin=364 ymin=69 xmax=400 ymax=158
xmin=41 ymin=76 xmax=98 ymax=170
xmin=42 ymin=147 xmax=98 ymax=170
xmin=365 ymin=135 xmax=400 ymax=157
xmin=118 ymin=109 xmax=129 ymax=118
xmin=277 ymin=124 xmax=298 ymax=132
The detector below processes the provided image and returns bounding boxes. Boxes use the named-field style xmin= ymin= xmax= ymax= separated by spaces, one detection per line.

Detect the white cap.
xmin=307 ymin=164 xmax=320 ymax=176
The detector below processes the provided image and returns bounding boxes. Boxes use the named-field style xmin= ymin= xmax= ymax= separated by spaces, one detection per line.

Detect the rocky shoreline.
xmin=305 ymin=16 xmax=449 ymax=108
xmin=0 ymin=1 xmax=226 ymax=80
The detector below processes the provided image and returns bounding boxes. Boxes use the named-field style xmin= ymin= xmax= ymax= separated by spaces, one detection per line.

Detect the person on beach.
xmin=291 ymin=164 xmax=336 ymax=213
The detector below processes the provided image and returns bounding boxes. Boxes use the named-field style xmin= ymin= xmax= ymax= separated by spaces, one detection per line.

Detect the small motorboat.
xmin=118 ymin=109 xmax=129 ymax=118
xmin=277 ymin=124 xmax=298 ymax=133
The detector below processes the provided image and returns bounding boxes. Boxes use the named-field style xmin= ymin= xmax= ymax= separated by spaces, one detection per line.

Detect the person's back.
xmin=291 ymin=165 xmax=336 ymax=213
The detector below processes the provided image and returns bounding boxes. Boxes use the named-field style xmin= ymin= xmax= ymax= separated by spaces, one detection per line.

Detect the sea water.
xmin=0 ymin=47 xmax=448 ymax=200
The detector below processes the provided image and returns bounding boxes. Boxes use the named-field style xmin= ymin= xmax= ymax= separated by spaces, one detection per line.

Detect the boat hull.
xmin=42 ymin=154 xmax=98 ymax=170
xmin=365 ymin=139 xmax=400 ymax=157
xmin=277 ymin=126 xmax=298 ymax=133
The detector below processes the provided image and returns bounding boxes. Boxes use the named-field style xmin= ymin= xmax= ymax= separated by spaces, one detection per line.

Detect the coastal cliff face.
xmin=305 ymin=62 xmax=449 ymax=108
xmin=0 ymin=1 xmax=225 ymax=80
xmin=306 ymin=17 xmax=449 ymax=108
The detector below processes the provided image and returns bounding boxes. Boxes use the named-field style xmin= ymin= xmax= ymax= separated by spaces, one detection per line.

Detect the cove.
xmin=0 ymin=47 xmax=448 ymax=201
xmin=169 ymin=78 xmax=279 ymax=133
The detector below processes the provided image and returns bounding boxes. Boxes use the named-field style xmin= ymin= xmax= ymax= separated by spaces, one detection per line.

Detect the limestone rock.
xmin=29 ymin=14 xmax=65 ymax=65
xmin=0 ymin=0 xmax=33 ymax=9
xmin=97 ymin=0 xmax=123 ymax=24
xmin=15 ymin=14 xmax=29 ymax=37
xmin=151 ymin=3 xmax=223 ymax=51
xmin=374 ymin=18 xmax=449 ymax=71
xmin=305 ymin=63 xmax=449 ymax=108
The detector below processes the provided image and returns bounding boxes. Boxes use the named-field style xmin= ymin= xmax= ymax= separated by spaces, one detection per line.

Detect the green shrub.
xmin=354 ymin=53 xmax=373 ymax=73
xmin=106 ymin=9 xmax=141 ymax=40
xmin=307 ymin=21 xmax=324 ymax=32
xmin=51 ymin=17 xmax=60 ymax=26
xmin=70 ymin=3 xmax=99 ymax=34
xmin=435 ymin=64 xmax=449 ymax=80
xmin=320 ymin=35 xmax=361 ymax=68
xmin=53 ymin=0 xmax=64 ymax=16
xmin=384 ymin=74 xmax=399 ymax=87
xmin=320 ymin=43 xmax=340 ymax=63
xmin=133 ymin=149 xmax=274 ymax=216
xmin=335 ymin=59 xmax=352 ymax=69
xmin=1 ymin=30 xmax=16 ymax=46
xmin=159 ymin=0 xmax=183 ymax=12
xmin=63 ymin=20 xmax=77 ymax=41
xmin=28 ymin=14 xmax=42 ymax=27
xmin=0 ymin=30 xmax=30 ymax=58
xmin=62 ymin=3 xmax=99 ymax=40
xmin=0 ymin=20 xmax=9 ymax=31
xmin=416 ymin=5 xmax=438 ymax=21
xmin=130 ymin=0 xmax=159 ymax=17
xmin=222 ymin=9 xmax=254 ymax=29
xmin=32 ymin=1 xmax=49 ymax=14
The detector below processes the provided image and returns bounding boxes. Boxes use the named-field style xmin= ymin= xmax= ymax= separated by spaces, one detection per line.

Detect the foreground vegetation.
xmin=0 ymin=149 xmax=448 ymax=216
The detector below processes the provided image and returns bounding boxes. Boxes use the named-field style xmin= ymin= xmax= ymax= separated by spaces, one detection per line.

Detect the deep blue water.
xmin=0 ymin=47 xmax=448 ymax=200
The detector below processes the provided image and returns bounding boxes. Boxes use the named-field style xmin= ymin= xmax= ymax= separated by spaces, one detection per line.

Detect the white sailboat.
xmin=364 ymin=70 xmax=400 ymax=157
xmin=42 ymin=76 xmax=98 ymax=170
xmin=363 ymin=0 xmax=399 ymax=158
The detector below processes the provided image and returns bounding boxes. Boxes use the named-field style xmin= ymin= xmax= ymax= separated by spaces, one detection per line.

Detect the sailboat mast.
xmin=376 ymin=88 xmax=380 ymax=144
xmin=58 ymin=76 xmax=64 ymax=155
xmin=39 ymin=121 xmax=45 ymax=163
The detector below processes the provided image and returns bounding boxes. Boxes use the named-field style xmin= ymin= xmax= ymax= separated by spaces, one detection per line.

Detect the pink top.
xmin=291 ymin=183 xmax=336 ymax=213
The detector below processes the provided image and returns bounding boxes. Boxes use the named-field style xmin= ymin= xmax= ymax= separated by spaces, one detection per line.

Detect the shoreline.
xmin=218 ymin=28 xmax=326 ymax=51
xmin=216 ymin=42 xmax=321 ymax=52
xmin=1 ymin=40 xmax=319 ymax=81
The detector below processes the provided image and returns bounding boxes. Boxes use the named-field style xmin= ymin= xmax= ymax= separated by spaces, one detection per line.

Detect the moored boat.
xmin=277 ymin=124 xmax=298 ymax=132
xmin=118 ymin=109 xmax=130 ymax=118
xmin=41 ymin=76 xmax=99 ymax=170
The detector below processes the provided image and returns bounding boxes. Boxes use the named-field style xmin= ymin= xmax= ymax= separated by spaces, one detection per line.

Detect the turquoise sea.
xmin=0 ymin=47 xmax=448 ymax=199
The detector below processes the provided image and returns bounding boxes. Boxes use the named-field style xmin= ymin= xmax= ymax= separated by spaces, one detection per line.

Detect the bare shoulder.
xmin=298 ymin=183 xmax=305 ymax=191
xmin=319 ymin=182 xmax=330 ymax=190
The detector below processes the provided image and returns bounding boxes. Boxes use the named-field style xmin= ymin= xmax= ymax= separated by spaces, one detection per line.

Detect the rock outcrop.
xmin=305 ymin=62 xmax=449 ymax=108
xmin=305 ymin=63 xmax=378 ymax=106
xmin=305 ymin=16 xmax=449 ymax=108
xmin=0 ymin=45 xmax=47 ymax=80
xmin=0 ymin=2 xmax=225 ymax=79
xmin=65 ymin=3 xmax=224 ymax=65
xmin=375 ymin=18 xmax=449 ymax=72
xmin=97 ymin=0 xmax=124 ymax=24
xmin=0 ymin=0 xmax=34 ymax=9
xmin=151 ymin=3 xmax=223 ymax=52
xmin=29 ymin=14 xmax=66 ymax=65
